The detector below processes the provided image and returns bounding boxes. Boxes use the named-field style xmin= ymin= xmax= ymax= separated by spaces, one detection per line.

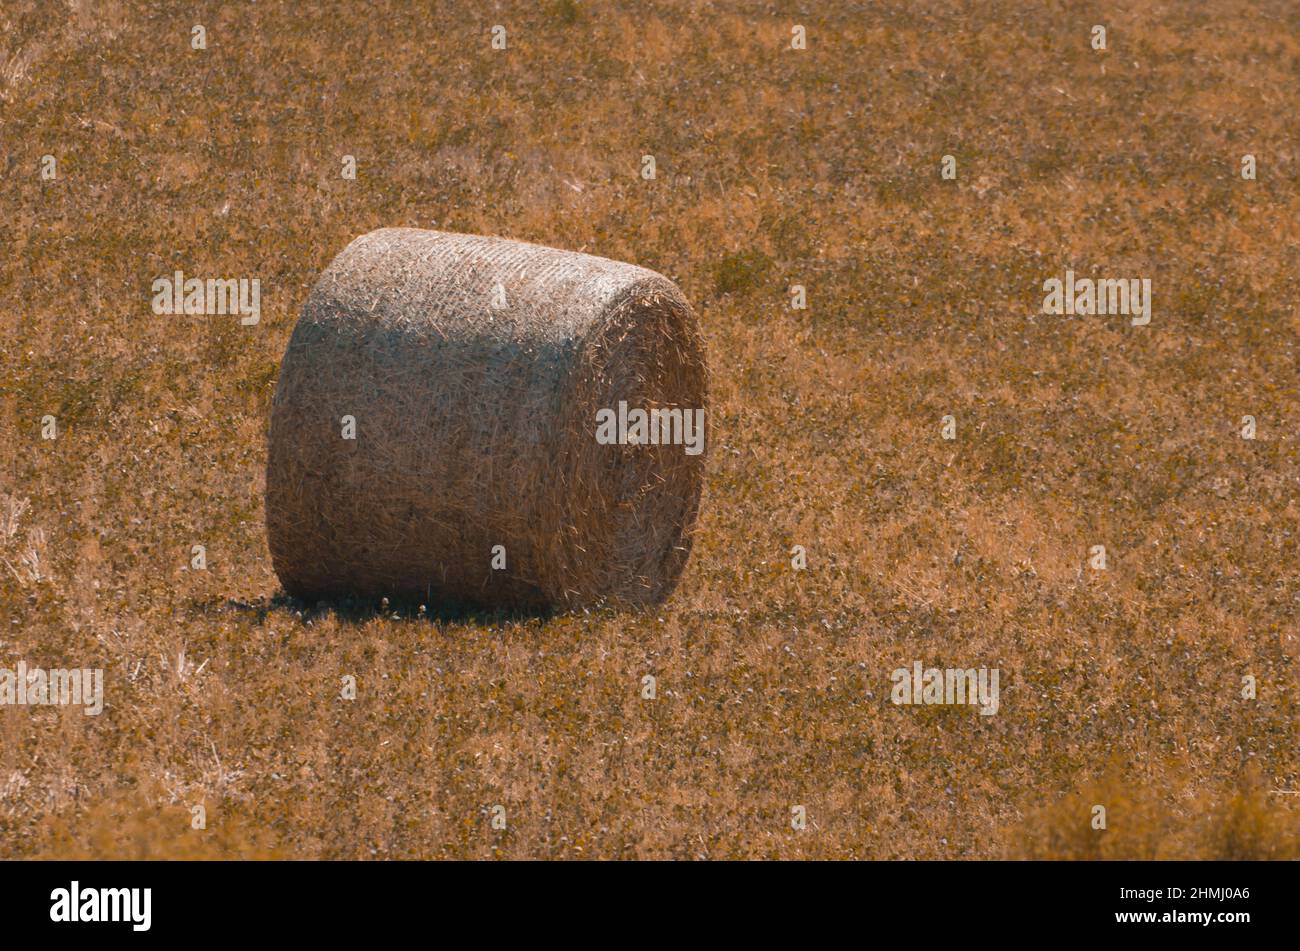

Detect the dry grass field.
xmin=1 ymin=0 xmax=1297 ymax=859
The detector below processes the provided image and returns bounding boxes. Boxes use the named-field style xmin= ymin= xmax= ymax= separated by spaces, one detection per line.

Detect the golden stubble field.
xmin=0 ymin=0 xmax=1296 ymax=859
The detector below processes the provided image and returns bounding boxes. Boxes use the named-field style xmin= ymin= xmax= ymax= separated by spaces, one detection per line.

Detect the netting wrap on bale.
xmin=265 ymin=228 xmax=708 ymax=610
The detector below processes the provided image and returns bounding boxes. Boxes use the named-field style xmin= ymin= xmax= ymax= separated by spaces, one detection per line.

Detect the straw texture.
xmin=265 ymin=228 xmax=708 ymax=610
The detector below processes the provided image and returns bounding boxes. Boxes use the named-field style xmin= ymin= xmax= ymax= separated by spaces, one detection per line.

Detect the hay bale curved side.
xmin=265 ymin=228 xmax=708 ymax=610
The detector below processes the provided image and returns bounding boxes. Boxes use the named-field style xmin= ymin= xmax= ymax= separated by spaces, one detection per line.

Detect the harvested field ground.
xmin=0 ymin=0 xmax=1296 ymax=859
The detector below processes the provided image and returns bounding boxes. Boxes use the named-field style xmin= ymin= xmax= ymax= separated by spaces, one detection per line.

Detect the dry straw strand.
xmin=265 ymin=228 xmax=708 ymax=611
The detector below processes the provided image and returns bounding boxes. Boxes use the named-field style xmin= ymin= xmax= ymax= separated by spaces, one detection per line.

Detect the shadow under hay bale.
xmin=213 ymin=594 xmax=553 ymax=628
xmin=265 ymin=228 xmax=708 ymax=612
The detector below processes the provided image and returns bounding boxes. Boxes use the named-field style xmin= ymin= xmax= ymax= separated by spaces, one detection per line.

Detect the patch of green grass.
xmin=714 ymin=249 xmax=772 ymax=297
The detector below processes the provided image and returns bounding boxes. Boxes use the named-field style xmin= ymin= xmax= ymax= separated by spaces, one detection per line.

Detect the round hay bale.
xmin=265 ymin=228 xmax=708 ymax=611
